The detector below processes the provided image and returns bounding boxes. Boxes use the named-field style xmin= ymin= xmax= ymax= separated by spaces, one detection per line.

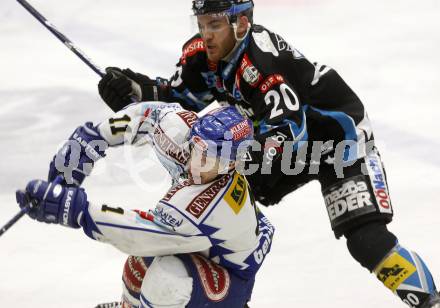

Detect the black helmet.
xmin=192 ymin=0 xmax=254 ymax=17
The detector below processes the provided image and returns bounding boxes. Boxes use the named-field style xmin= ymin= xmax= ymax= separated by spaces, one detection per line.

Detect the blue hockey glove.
xmin=16 ymin=178 xmax=88 ymax=228
xmin=48 ymin=122 xmax=108 ymax=186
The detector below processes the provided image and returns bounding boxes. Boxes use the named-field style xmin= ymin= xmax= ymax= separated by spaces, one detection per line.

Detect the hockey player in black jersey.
xmin=97 ymin=0 xmax=440 ymax=306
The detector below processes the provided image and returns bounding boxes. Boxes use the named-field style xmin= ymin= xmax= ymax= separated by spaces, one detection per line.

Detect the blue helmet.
xmin=190 ymin=106 xmax=253 ymax=161
xmin=192 ymin=0 xmax=254 ymax=18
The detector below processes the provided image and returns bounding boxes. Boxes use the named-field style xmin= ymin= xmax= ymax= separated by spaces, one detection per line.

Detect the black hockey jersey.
xmin=163 ymin=24 xmax=374 ymax=165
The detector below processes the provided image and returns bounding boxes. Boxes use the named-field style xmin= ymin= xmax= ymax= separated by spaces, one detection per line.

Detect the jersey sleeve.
xmin=79 ymin=200 xmax=212 ymax=257
xmin=97 ymin=101 xmax=183 ymax=147
xmin=138 ymin=35 xmax=216 ymax=112
xmin=116 ymin=36 xmax=215 ymax=112
xmin=300 ymin=60 xmax=365 ymax=114
xmin=243 ymin=26 xmax=368 ymax=155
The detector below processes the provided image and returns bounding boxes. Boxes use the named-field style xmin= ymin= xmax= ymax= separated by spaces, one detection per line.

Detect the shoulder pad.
xmin=250 ymin=25 xmax=280 ymax=58
xmin=250 ymin=25 xmax=305 ymax=60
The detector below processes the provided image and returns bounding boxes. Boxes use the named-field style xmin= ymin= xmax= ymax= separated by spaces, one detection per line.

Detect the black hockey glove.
xmin=98 ymin=67 xmax=134 ymax=112
xmin=98 ymin=67 xmax=170 ymax=112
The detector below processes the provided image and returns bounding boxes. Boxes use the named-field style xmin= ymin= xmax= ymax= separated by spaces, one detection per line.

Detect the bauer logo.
xmin=324 ymin=176 xmax=375 ymax=224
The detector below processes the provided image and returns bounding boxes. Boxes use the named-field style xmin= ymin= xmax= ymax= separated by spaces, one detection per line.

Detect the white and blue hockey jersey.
xmin=81 ymin=102 xmax=274 ymax=279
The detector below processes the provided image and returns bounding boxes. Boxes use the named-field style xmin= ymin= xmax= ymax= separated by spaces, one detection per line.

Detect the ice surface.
xmin=1 ymin=0 xmax=439 ymax=307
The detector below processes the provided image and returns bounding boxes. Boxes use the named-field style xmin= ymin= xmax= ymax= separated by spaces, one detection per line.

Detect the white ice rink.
xmin=1 ymin=0 xmax=439 ymax=307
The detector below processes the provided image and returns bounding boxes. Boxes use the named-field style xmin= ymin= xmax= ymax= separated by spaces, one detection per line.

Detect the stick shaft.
xmin=17 ymin=0 xmax=105 ymax=77
xmin=0 ymin=206 xmax=31 ymax=237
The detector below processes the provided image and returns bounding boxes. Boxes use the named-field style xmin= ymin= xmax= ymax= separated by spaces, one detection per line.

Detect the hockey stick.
xmin=16 ymin=0 xmax=105 ymax=77
xmin=0 ymin=198 xmax=36 ymax=238
xmin=0 ymin=176 xmax=64 ymax=238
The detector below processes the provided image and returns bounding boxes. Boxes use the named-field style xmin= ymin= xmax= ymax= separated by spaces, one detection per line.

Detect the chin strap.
xmin=233 ymin=22 xmax=251 ymax=41
xmin=223 ymin=22 xmax=251 ymax=61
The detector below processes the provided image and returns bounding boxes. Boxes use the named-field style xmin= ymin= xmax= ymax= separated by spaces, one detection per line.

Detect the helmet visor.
xmin=190 ymin=14 xmax=232 ymax=36
xmin=192 ymin=0 xmax=254 ymax=16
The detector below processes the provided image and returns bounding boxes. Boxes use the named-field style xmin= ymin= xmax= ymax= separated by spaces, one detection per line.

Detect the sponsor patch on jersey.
xmin=152 ymin=207 xmax=184 ymax=229
xmin=253 ymin=215 xmax=275 ymax=265
xmin=259 ymin=74 xmax=284 ymax=94
xmin=162 ymin=181 xmax=192 ymax=202
xmin=176 ymin=111 xmax=198 ymax=128
xmin=181 ymin=38 xmax=205 ymax=65
xmin=239 ymin=54 xmax=262 ymax=87
xmin=154 ymin=126 xmax=190 ymax=165
xmin=375 ymin=251 xmax=416 ymax=292
xmin=134 ymin=209 xmax=155 ymax=222
xmin=186 ymin=174 xmax=231 ymax=218
xmin=230 ymin=119 xmax=252 ymax=141
xmin=323 ymin=176 xmax=376 ymax=228
xmin=224 ymin=173 xmax=248 ymax=214
xmin=190 ymin=254 xmax=231 ymax=302
xmin=364 ymin=152 xmax=393 ymax=214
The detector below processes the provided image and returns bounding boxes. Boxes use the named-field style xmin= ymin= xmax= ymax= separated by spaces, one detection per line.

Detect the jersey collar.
xmin=221 ymin=33 xmax=250 ymax=80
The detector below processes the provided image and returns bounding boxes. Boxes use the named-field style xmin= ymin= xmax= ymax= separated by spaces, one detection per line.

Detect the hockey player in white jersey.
xmin=16 ymin=104 xmax=274 ymax=307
